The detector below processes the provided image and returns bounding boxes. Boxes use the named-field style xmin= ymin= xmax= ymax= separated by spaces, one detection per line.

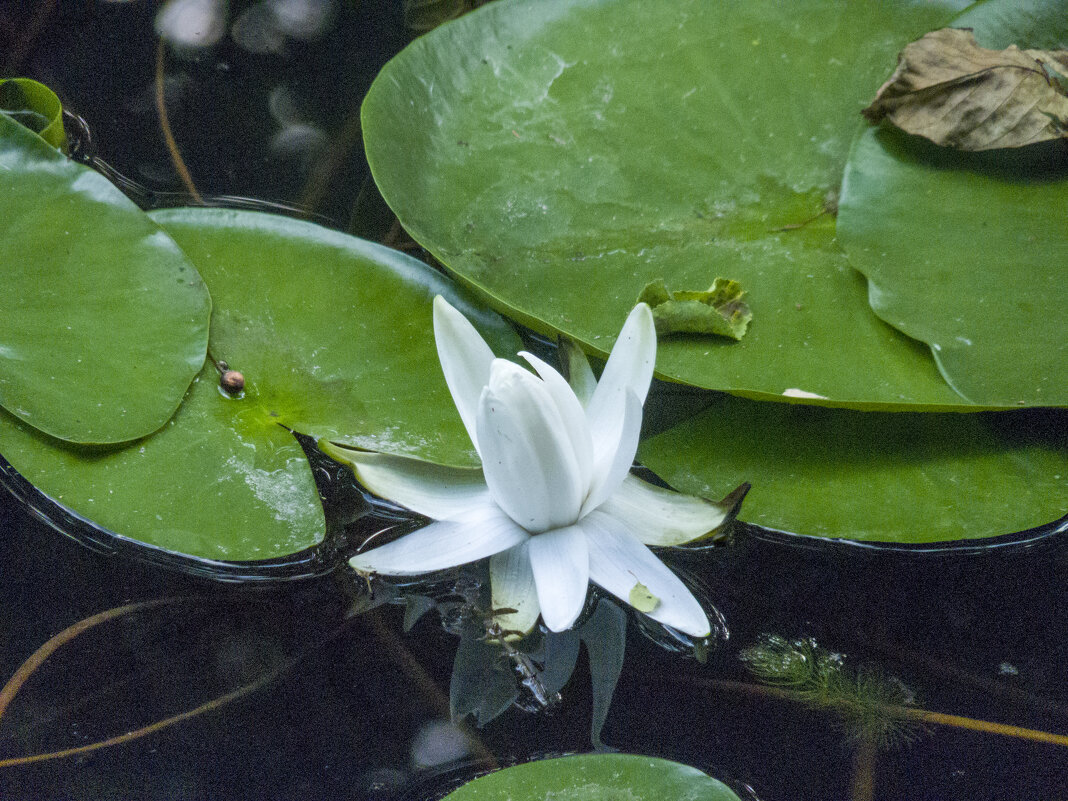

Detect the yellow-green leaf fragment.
xmin=0 ymin=78 xmax=67 ymax=150
xmin=638 ymin=278 xmax=752 ymax=340
xmin=628 ymin=580 xmax=660 ymax=613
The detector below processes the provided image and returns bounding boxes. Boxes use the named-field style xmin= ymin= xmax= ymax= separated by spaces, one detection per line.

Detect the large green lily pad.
xmin=836 ymin=1 xmax=1068 ymax=407
xmin=441 ymin=754 xmax=742 ymax=801
xmin=363 ymin=0 xmax=984 ymax=410
xmin=0 ymin=112 xmax=211 ymax=444
xmin=639 ymin=398 xmax=1068 ymax=543
xmin=0 ymin=208 xmax=520 ymax=562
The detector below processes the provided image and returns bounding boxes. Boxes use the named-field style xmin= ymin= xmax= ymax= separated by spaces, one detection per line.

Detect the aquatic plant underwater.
xmin=0 ymin=0 xmax=1066 ymax=798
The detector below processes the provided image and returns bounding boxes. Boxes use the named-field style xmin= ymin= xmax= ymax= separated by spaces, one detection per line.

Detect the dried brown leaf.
xmin=863 ymin=27 xmax=1068 ymax=151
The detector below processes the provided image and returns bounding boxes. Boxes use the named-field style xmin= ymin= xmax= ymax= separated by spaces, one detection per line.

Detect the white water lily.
xmin=327 ymin=296 xmax=740 ymax=637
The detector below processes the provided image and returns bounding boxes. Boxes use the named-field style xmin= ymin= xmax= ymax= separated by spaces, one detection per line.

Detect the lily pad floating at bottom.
xmin=639 ymin=397 xmax=1068 ymax=543
xmin=0 ymin=208 xmax=521 ymax=564
xmin=440 ymin=753 xmax=742 ymax=801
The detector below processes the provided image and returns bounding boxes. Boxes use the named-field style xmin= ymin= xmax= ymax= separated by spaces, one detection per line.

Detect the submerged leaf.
xmin=863 ymin=27 xmax=1068 ymax=150
xmin=450 ymin=627 xmax=519 ymax=726
xmin=579 ymin=599 xmax=628 ymax=747
xmin=637 ymin=278 xmax=752 ymax=340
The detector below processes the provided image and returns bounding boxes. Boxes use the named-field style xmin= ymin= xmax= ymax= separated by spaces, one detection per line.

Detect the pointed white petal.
xmin=519 ymin=351 xmax=593 ymax=489
xmin=321 ymin=443 xmax=491 ymax=520
xmin=581 ymin=388 xmax=642 ymax=517
xmin=528 ymin=526 xmax=590 ymax=632
xmin=584 ymin=303 xmax=655 ymax=471
xmin=349 ymin=503 xmax=527 ymax=575
xmin=599 ymin=474 xmax=735 ymax=545
xmin=490 ymin=541 xmax=540 ymax=636
xmin=581 ymin=510 xmax=710 ymax=637
xmin=476 ymin=360 xmax=584 ymax=532
xmin=560 ymin=337 xmax=597 ymax=406
xmin=433 ymin=295 xmax=497 ymax=455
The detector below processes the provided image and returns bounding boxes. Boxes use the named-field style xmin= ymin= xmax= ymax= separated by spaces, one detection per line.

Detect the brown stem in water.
xmin=0 ymin=598 xmax=180 ymax=722
xmin=155 ymin=40 xmax=202 ymax=204
xmin=677 ymin=678 xmax=1068 ymax=748
xmin=0 ymin=600 xmax=355 ymax=768
xmin=849 ymin=737 xmax=877 ymax=801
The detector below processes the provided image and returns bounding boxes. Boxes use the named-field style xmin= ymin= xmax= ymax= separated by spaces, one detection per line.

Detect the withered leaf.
xmin=863 ymin=27 xmax=1068 ymax=151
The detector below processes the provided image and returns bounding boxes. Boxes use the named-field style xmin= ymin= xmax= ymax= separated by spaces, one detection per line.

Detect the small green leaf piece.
xmin=440 ymin=753 xmax=743 ymax=801
xmin=638 ymin=277 xmax=752 ymax=340
xmin=0 ymin=78 xmax=67 ymax=150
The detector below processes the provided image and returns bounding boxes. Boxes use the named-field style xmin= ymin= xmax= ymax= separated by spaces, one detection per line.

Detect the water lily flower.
xmin=324 ymin=296 xmax=742 ymax=637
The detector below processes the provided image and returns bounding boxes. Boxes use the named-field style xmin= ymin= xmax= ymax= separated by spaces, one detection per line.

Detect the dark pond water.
xmin=1 ymin=2 xmax=1067 ymax=799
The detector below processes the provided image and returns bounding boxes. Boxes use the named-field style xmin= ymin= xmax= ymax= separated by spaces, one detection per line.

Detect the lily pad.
xmin=838 ymin=127 xmax=1068 ymax=407
xmin=639 ymin=397 xmax=1068 ymax=543
xmin=837 ymin=1 xmax=1068 ymax=407
xmin=362 ymin=0 xmax=983 ymax=409
xmin=0 ymin=208 xmax=520 ymax=563
xmin=0 ymin=111 xmax=211 ymax=444
xmin=440 ymin=754 xmax=742 ymax=801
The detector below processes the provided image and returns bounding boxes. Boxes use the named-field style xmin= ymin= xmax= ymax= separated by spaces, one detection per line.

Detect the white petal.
xmin=581 ymin=388 xmax=642 ymax=517
xmin=529 ymin=526 xmax=590 ymax=631
xmin=584 ymin=303 xmax=655 ymax=471
xmin=581 ymin=510 xmax=711 ymax=637
xmin=599 ymin=474 xmax=735 ymax=546
xmin=433 ymin=295 xmax=497 ymax=455
xmin=349 ymin=503 xmax=528 ymax=575
xmin=519 ymin=351 xmax=593 ymax=489
xmin=320 ymin=443 xmax=491 ymax=520
xmin=489 ymin=541 xmax=540 ymax=636
xmin=560 ymin=337 xmax=597 ymax=406
xmin=476 ymin=360 xmax=585 ymax=532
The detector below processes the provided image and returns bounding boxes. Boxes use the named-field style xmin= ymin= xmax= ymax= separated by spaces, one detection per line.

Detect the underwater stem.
xmin=685 ymin=679 xmax=1068 ymax=748
xmin=154 ymin=40 xmax=202 ymax=204
xmin=0 ymin=602 xmax=355 ymax=767
xmin=0 ymin=597 xmax=179 ymax=722
xmin=893 ymin=707 xmax=1068 ymax=748
xmin=849 ymin=737 xmax=877 ymax=801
